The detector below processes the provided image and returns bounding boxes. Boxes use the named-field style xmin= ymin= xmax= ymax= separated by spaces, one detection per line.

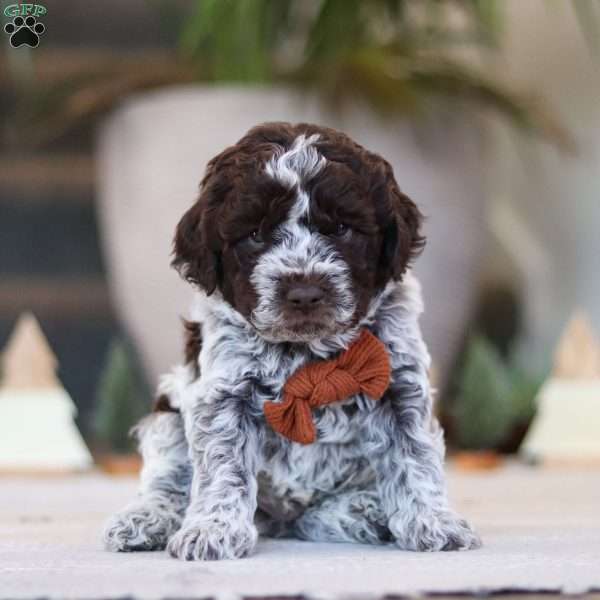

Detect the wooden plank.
xmin=29 ymin=49 xmax=179 ymax=81
xmin=0 ymin=155 xmax=95 ymax=196
xmin=0 ymin=279 xmax=112 ymax=318
xmin=0 ymin=49 xmax=179 ymax=84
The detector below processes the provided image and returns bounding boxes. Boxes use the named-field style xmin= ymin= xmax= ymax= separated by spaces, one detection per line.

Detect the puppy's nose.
xmin=286 ymin=284 xmax=325 ymax=309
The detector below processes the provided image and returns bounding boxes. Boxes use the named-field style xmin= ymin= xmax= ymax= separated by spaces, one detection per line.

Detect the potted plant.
xmin=13 ymin=1 xmax=568 ymax=390
xmin=451 ymin=334 xmax=542 ymax=470
xmin=93 ymin=340 xmax=148 ymax=475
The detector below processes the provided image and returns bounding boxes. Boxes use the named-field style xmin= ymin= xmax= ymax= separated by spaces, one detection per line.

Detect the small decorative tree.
xmin=453 ymin=336 xmax=516 ymax=451
xmin=521 ymin=311 xmax=600 ymax=464
xmin=93 ymin=340 xmax=148 ymax=455
xmin=553 ymin=311 xmax=600 ymax=379
xmin=0 ymin=313 xmax=93 ymax=472
xmin=2 ymin=311 xmax=60 ymax=389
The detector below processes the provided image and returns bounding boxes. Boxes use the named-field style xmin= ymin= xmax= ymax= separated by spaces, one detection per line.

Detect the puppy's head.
xmin=173 ymin=122 xmax=424 ymax=343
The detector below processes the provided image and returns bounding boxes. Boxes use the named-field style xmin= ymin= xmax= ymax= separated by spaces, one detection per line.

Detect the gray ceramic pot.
xmin=97 ymin=87 xmax=486 ymax=389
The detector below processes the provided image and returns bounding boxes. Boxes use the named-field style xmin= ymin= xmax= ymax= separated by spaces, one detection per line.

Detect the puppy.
xmin=103 ymin=122 xmax=480 ymax=560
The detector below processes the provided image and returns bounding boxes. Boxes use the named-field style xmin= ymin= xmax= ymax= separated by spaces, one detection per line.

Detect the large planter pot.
xmin=487 ymin=0 xmax=600 ymax=364
xmin=97 ymin=87 xmax=485 ymax=390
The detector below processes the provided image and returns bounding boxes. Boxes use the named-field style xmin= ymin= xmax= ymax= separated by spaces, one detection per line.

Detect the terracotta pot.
xmin=453 ymin=451 xmax=504 ymax=471
xmin=97 ymin=453 xmax=142 ymax=476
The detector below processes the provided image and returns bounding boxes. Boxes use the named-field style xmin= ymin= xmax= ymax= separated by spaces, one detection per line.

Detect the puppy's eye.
xmin=235 ymin=229 xmax=266 ymax=252
xmin=247 ymin=229 xmax=265 ymax=247
xmin=333 ymin=223 xmax=351 ymax=238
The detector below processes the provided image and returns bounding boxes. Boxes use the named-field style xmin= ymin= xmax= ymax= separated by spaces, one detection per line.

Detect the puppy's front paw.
xmin=391 ymin=509 xmax=481 ymax=552
xmin=103 ymin=503 xmax=182 ymax=552
xmin=167 ymin=519 xmax=258 ymax=561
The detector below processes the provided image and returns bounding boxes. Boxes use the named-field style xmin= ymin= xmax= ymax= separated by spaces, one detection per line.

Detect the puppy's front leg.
xmin=167 ymin=380 xmax=261 ymax=561
xmin=364 ymin=366 xmax=480 ymax=552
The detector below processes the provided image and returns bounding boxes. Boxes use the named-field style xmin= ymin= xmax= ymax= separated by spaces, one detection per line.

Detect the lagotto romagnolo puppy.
xmin=103 ymin=122 xmax=481 ymax=560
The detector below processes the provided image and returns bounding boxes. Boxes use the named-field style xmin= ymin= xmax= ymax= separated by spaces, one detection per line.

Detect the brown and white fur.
xmin=103 ymin=122 xmax=480 ymax=560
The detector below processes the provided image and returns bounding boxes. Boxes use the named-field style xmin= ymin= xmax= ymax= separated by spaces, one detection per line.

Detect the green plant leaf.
xmin=93 ymin=340 xmax=149 ymax=454
xmin=453 ymin=334 xmax=547 ymax=451
xmin=3 ymin=0 xmax=576 ymax=148
xmin=453 ymin=335 xmax=515 ymax=450
xmin=506 ymin=365 xmax=544 ymax=424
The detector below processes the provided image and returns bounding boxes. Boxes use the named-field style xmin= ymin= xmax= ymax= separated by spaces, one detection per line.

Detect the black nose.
xmin=286 ymin=284 xmax=325 ymax=309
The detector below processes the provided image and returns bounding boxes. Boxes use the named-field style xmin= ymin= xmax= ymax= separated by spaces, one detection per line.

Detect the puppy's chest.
xmin=257 ymin=432 xmax=372 ymax=520
xmin=252 ymin=352 xmax=370 ymax=510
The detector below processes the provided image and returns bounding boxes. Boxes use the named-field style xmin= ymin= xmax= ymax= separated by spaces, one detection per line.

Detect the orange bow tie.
xmin=264 ymin=329 xmax=391 ymax=444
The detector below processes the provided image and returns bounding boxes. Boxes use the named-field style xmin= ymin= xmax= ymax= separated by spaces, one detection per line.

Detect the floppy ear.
xmin=171 ymin=197 xmax=220 ymax=295
xmin=379 ymin=164 xmax=425 ymax=281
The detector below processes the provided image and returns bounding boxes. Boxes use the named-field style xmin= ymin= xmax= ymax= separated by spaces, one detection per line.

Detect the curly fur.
xmin=103 ymin=122 xmax=480 ymax=560
xmin=103 ymin=412 xmax=190 ymax=552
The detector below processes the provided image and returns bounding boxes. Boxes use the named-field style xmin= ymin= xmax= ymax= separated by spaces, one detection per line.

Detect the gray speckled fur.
xmin=104 ymin=134 xmax=480 ymax=560
xmin=104 ymin=274 xmax=480 ymax=559
xmin=103 ymin=411 xmax=190 ymax=551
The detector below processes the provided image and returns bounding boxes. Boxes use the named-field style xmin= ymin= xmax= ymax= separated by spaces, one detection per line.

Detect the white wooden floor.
xmin=1 ymin=463 xmax=599 ymax=599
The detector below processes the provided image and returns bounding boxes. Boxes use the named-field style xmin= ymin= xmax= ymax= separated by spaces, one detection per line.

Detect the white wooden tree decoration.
xmin=553 ymin=312 xmax=600 ymax=379
xmin=521 ymin=311 xmax=600 ymax=465
xmin=0 ymin=313 xmax=93 ymax=473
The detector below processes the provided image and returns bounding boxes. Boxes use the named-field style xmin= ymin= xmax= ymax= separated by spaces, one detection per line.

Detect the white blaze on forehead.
xmin=265 ymin=134 xmax=326 ymax=222
xmin=252 ymin=132 xmax=355 ymax=340
xmin=265 ymin=134 xmax=326 ymax=188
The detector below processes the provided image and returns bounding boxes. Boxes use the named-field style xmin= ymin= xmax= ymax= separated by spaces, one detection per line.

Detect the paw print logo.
xmin=4 ymin=15 xmax=45 ymax=48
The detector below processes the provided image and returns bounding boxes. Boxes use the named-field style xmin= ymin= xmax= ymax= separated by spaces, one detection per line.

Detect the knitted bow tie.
xmin=264 ymin=329 xmax=391 ymax=444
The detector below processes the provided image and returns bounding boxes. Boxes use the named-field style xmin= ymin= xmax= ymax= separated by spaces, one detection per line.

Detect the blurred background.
xmin=1 ymin=0 xmax=599 ymax=465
